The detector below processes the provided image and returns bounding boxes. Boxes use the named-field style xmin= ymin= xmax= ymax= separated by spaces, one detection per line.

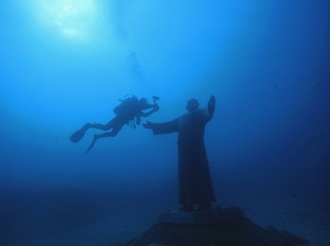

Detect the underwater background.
xmin=1 ymin=0 xmax=329 ymax=245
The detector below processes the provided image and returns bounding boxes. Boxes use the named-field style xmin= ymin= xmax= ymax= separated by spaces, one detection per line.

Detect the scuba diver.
xmin=70 ymin=95 xmax=159 ymax=153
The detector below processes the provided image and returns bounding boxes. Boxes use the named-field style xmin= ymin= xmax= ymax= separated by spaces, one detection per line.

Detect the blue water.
xmin=1 ymin=1 xmax=329 ymax=244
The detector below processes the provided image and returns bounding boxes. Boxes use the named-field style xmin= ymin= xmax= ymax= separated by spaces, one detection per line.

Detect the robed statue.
xmin=143 ymin=96 xmax=216 ymax=211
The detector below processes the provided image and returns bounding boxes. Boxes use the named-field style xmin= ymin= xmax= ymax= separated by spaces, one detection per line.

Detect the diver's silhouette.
xmin=70 ymin=95 xmax=159 ymax=153
xmin=143 ymin=96 xmax=216 ymax=211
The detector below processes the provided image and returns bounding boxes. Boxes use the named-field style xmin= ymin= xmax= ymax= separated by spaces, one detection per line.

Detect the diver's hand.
xmin=152 ymin=103 xmax=159 ymax=112
xmin=143 ymin=121 xmax=154 ymax=129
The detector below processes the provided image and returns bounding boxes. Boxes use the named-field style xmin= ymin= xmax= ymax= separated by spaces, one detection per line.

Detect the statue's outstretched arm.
xmin=143 ymin=118 xmax=179 ymax=135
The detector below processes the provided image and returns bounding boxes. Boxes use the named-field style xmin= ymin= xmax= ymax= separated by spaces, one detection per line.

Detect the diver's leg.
xmin=72 ymin=118 xmax=116 ymax=143
xmin=85 ymin=124 xmax=124 ymax=154
xmin=87 ymin=117 xmax=118 ymax=131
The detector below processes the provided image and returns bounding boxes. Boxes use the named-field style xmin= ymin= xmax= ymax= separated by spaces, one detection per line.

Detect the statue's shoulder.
xmin=198 ymin=108 xmax=209 ymax=117
xmin=182 ymin=109 xmax=208 ymax=120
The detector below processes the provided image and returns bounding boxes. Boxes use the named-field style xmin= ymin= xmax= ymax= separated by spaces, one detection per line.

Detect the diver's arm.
xmin=140 ymin=103 xmax=159 ymax=117
xmin=207 ymin=95 xmax=216 ymax=121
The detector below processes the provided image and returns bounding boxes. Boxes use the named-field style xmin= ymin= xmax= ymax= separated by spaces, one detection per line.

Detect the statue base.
xmin=125 ymin=207 xmax=309 ymax=246
xmin=157 ymin=206 xmax=244 ymax=224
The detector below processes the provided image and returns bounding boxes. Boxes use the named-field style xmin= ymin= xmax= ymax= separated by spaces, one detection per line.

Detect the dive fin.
xmin=70 ymin=124 xmax=89 ymax=143
xmin=85 ymin=135 xmax=99 ymax=154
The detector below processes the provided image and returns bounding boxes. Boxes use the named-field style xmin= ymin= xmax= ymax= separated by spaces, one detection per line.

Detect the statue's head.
xmin=186 ymin=98 xmax=199 ymax=112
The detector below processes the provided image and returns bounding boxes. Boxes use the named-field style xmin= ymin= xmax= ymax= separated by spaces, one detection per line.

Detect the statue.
xmin=143 ymin=96 xmax=216 ymax=211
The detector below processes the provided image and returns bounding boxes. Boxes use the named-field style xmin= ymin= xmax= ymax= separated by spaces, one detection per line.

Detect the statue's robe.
xmin=151 ymin=108 xmax=216 ymax=206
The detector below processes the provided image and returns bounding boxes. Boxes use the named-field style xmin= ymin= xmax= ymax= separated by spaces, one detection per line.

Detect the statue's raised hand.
xmin=208 ymin=95 xmax=216 ymax=107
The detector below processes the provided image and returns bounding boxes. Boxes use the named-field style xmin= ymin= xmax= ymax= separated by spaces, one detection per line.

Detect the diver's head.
xmin=186 ymin=98 xmax=199 ymax=112
xmin=138 ymin=98 xmax=150 ymax=110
